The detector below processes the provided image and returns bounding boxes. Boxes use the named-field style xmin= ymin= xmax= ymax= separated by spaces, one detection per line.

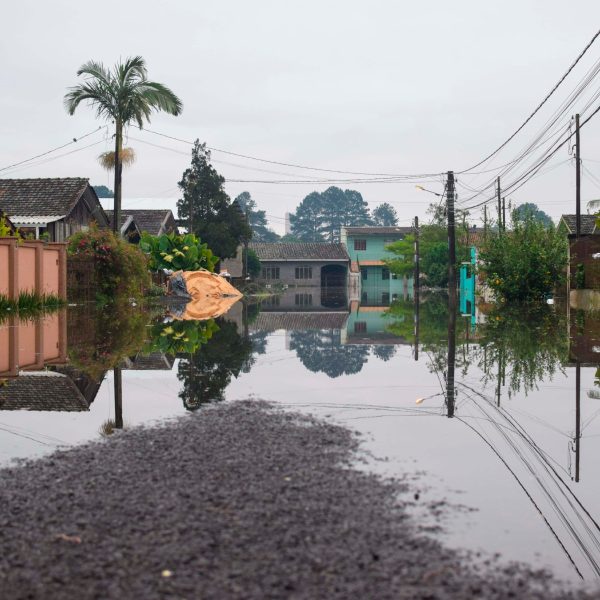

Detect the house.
xmin=560 ymin=214 xmax=600 ymax=291
xmin=250 ymin=242 xmax=350 ymax=287
xmin=103 ymin=210 xmax=142 ymax=243
xmin=340 ymin=226 xmax=414 ymax=306
xmin=112 ymin=209 xmax=177 ymax=237
xmin=0 ymin=178 xmax=109 ymax=241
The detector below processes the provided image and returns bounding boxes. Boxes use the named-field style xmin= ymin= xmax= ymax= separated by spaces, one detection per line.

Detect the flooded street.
xmin=2 ymin=292 xmax=600 ymax=583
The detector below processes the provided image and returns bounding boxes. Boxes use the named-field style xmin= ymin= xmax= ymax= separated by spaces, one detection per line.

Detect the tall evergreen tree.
xmin=291 ymin=187 xmax=371 ymax=243
xmin=290 ymin=192 xmax=325 ymax=242
xmin=372 ymin=202 xmax=398 ymax=226
xmin=177 ymin=141 xmax=251 ymax=258
xmin=234 ymin=191 xmax=280 ymax=242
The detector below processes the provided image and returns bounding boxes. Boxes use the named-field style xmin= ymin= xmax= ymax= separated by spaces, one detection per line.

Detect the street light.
xmin=415 ymin=184 xmax=443 ymax=197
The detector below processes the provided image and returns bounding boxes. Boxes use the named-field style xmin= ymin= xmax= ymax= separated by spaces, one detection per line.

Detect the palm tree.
xmin=64 ymin=56 xmax=182 ymax=234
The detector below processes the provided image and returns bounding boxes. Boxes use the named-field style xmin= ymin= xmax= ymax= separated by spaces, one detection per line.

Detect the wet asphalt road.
xmin=0 ymin=400 xmax=593 ymax=599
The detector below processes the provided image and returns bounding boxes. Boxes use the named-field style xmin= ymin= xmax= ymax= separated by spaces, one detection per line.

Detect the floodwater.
xmin=2 ymin=288 xmax=600 ymax=583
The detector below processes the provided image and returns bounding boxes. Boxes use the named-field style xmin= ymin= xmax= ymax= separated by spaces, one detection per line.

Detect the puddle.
xmin=1 ymin=291 xmax=600 ymax=583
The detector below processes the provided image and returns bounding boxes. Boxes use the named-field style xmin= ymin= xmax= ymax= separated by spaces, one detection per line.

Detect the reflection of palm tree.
xmin=64 ymin=56 xmax=182 ymax=234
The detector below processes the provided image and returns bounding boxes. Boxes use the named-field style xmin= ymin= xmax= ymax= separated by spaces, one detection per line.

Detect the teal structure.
xmin=341 ymin=226 xmax=414 ymax=306
xmin=459 ymin=246 xmax=477 ymax=329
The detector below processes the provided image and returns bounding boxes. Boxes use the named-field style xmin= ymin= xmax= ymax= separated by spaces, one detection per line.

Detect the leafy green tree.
xmin=140 ymin=231 xmax=218 ymax=272
xmin=177 ymin=141 xmax=251 ymax=258
xmin=244 ymin=248 xmax=261 ymax=278
xmin=479 ymin=217 xmax=567 ymax=302
xmin=234 ymin=192 xmax=280 ymax=242
xmin=372 ymin=203 xmax=398 ymax=226
xmin=384 ymin=234 xmax=415 ymax=277
xmin=512 ymin=203 xmax=554 ymax=228
xmin=290 ymin=192 xmax=325 ymax=242
xmin=65 ymin=56 xmax=182 ymax=234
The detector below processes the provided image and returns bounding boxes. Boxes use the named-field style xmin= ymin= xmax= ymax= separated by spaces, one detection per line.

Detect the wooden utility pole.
xmin=576 ymin=113 xmax=581 ymax=238
xmin=447 ymin=171 xmax=457 ymax=297
xmin=414 ymin=216 xmax=419 ymax=361
xmin=497 ymin=177 xmax=502 ymax=233
xmin=502 ymin=196 xmax=506 ymax=231
xmin=483 ymin=205 xmax=488 ymax=242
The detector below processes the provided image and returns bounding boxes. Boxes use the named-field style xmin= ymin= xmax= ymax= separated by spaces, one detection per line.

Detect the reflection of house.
xmin=250 ymin=312 xmax=349 ymax=332
xmin=341 ymin=226 xmax=413 ymax=304
xmin=342 ymin=305 xmax=409 ymax=345
xmin=105 ymin=209 xmax=177 ymax=237
xmin=0 ymin=178 xmax=109 ymax=241
xmin=259 ymin=286 xmax=348 ymax=311
xmin=0 ymin=372 xmax=89 ymax=411
xmin=250 ymin=243 xmax=349 ymax=287
xmin=121 ymin=352 xmax=175 ymax=370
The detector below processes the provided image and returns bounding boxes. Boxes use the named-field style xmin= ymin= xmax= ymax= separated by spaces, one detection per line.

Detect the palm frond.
xmin=98 ymin=147 xmax=136 ymax=171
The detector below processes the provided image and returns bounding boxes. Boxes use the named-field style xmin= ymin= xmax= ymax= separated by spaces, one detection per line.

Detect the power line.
xmin=0 ymin=126 xmax=105 ymax=173
xmin=458 ymin=27 xmax=600 ymax=174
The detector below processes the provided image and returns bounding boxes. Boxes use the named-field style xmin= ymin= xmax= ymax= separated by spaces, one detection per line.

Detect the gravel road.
xmin=0 ymin=400 xmax=592 ymax=599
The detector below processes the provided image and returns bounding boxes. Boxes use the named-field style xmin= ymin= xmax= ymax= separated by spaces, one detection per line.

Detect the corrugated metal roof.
xmin=10 ymin=215 xmax=65 ymax=225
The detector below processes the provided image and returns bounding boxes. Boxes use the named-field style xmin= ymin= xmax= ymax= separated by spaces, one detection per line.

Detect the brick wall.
xmin=569 ymin=235 xmax=600 ymax=290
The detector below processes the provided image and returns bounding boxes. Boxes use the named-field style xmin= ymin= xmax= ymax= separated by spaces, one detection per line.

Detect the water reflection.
xmin=5 ymin=290 xmax=600 ymax=580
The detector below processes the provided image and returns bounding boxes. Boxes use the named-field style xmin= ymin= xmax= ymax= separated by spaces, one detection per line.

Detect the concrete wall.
xmin=0 ymin=238 xmax=67 ymax=300
xmin=343 ymin=232 xmax=405 ymax=263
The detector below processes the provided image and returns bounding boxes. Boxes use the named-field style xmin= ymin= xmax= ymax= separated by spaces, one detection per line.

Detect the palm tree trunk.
xmin=113 ymin=120 xmax=123 ymax=235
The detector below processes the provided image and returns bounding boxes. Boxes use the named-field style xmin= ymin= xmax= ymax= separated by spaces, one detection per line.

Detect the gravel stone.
xmin=0 ymin=400 xmax=592 ymax=599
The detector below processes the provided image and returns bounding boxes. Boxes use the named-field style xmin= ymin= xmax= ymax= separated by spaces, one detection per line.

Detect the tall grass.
xmin=0 ymin=292 xmax=66 ymax=317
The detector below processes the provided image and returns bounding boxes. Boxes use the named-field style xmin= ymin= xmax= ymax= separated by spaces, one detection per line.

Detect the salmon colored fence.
xmin=0 ymin=238 xmax=67 ymax=300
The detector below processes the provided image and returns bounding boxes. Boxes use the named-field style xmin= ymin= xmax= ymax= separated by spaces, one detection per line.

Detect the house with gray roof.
xmin=250 ymin=242 xmax=350 ymax=287
xmin=0 ymin=178 xmax=108 ymax=241
xmin=559 ymin=214 xmax=598 ymax=236
xmin=105 ymin=209 xmax=176 ymax=237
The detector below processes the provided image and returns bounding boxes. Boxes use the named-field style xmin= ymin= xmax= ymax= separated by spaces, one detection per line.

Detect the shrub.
xmin=244 ymin=248 xmax=261 ymax=278
xmin=68 ymin=227 xmax=150 ymax=301
xmin=479 ymin=217 xmax=567 ymax=302
xmin=139 ymin=232 xmax=218 ymax=273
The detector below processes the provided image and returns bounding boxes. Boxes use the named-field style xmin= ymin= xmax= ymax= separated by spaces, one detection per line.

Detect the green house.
xmin=340 ymin=226 xmax=414 ymax=306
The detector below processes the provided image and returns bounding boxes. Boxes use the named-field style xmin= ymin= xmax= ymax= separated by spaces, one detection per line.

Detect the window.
xmin=354 ymin=321 xmax=367 ymax=333
xmin=295 ymin=293 xmax=313 ymax=306
xmin=262 ymin=266 xmax=280 ymax=280
xmin=295 ymin=266 xmax=312 ymax=280
xmin=263 ymin=295 xmax=280 ymax=307
xmin=361 ymin=292 xmax=368 ymax=304
xmin=382 ymin=292 xmax=390 ymax=305
xmin=391 ymin=273 xmax=399 ymax=280
xmin=360 ymin=267 xmax=368 ymax=281
xmin=382 ymin=267 xmax=390 ymax=281
xmin=354 ymin=239 xmax=367 ymax=251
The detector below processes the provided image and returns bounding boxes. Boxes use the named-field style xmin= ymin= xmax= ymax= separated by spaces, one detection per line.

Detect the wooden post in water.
xmin=414 ymin=216 xmax=419 ymax=361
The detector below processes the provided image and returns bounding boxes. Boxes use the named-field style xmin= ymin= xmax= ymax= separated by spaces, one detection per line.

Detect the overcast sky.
xmin=1 ymin=1 xmax=600 ymax=233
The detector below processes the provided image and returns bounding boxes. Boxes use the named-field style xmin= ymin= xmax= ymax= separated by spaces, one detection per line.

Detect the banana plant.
xmin=140 ymin=232 xmax=219 ymax=272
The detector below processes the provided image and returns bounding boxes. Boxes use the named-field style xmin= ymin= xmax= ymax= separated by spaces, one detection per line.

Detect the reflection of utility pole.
xmin=447 ymin=296 xmax=456 ymax=418
xmin=496 ymin=353 xmax=502 ymax=407
xmin=114 ymin=367 xmax=123 ymax=429
xmin=414 ymin=215 xmax=419 ymax=361
xmin=575 ymin=113 xmax=581 ymax=238
xmin=575 ymin=360 xmax=581 ymax=482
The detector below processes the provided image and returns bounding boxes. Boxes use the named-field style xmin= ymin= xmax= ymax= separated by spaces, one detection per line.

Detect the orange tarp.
xmin=170 ymin=270 xmax=243 ymax=321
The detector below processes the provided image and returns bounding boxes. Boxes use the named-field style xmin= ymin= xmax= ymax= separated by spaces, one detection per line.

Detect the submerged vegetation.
xmin=0 ymin=292 xmax=65 ymax=316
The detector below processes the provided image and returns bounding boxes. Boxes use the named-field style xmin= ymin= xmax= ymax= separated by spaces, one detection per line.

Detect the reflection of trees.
xmin=371 ymin=346 xmax=397 ymax=362
xmin=477 ymin=306 xmax=568 ymax=396
xmin=289 ymin=330 xmax=369 ymax=377
xmin=177 ymin=319 xmax=254 ymax=410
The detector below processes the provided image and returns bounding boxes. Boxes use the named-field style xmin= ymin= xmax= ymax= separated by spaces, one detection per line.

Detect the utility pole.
xmin=576 ymin=113 xmax=581 ymax=238
xmin=497 ymin=177 xmax=502 ymax=233
xmin=414 ymin=216 xmax=419 ymax=361
xmin=575 ymin=360 xmax=581 ymax=482
xmin=483 ymin=205 xmax=488 ymax=242
xmin=447 ymin=171 xmax=457 ymax=297
xmin=502 ymin=197 xmax=506 ymax=231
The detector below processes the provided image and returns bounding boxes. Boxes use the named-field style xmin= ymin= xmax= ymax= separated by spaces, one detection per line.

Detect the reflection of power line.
xmin=458 ymin=382 xmax=600 ymax=578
